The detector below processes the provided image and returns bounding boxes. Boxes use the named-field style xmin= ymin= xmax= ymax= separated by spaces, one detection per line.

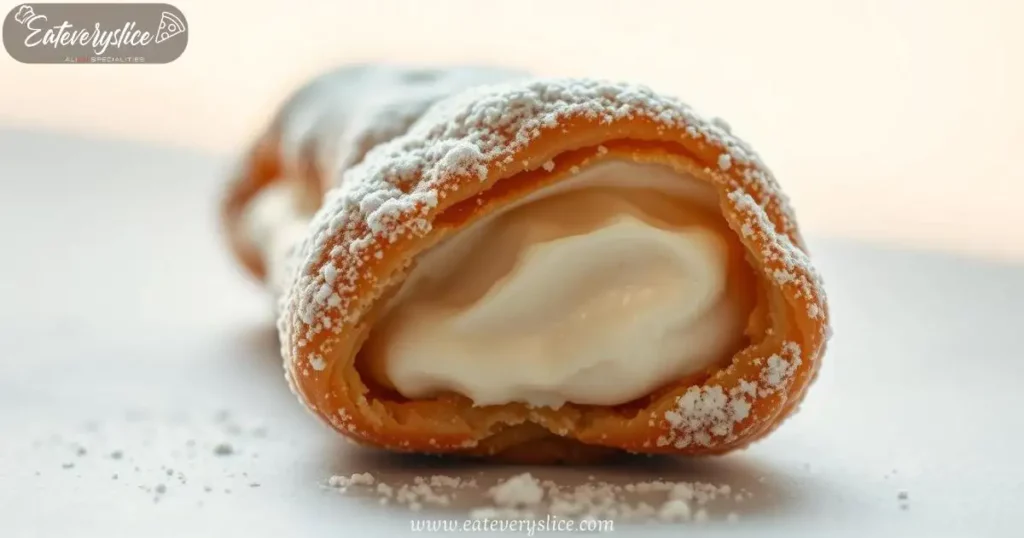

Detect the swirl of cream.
xmin=367 ymin=161 xmax=752 ymax=408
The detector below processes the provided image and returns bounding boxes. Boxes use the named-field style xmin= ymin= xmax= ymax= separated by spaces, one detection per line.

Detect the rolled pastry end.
xmin=237 ymin=78 xmax=830 ymax=462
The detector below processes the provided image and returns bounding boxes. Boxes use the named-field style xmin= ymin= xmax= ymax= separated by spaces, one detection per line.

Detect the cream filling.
xmin=369 ymin=161 xmax=748 ymax=408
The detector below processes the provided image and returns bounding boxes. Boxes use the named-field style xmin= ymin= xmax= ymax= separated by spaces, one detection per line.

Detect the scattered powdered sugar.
xmin=897 ymin=490 xmax=910 ymax=510
xmin=710 ymin=117 xmax=732 ymax=133
xmin=763 ymin=352 xmax=797 ymax=389
xmin=727 ymin=189 xmax=827 ymax=323
xmin=329 ymin=471 xmax=746 ymax=525
xmin=307 ymin=354 xmax=327 ymax=371
xmin=488 ymin=473 xmax=544 ymax=507
xmin=328 ymin=472 xmax=375 ymax=488
xmin=717 ymin=153 xmax=732 ymax=171
xmin=658 ymin=499 xmax=692 ymax=521
xmin=657 ymin=341 xmax=800 ymax=449
xmin=276 ymin=65 xmax=522 ymax=181
xmin=328 ymin=472 xmax=478 ymax=511
xmin=29 ymin=410 xmax=277 ymax=504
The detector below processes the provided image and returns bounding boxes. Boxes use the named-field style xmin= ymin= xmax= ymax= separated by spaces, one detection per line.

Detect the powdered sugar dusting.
xmin=266 ymin=71 xmax=830 ymax=448
xmin=728 ymin=189 xmax=828 ymax=324
xmin=279 ymin=76 xmax=816 ymax=376
xmin=710 ymin=117 xmax=732 ymax=133
xmin=718 ymin=153 xmax=732 ymax=171
xmin=308 ymin=354 xmax=326 ymax=371
xmin=659 ymin=341 xmax=802 ymax=449
xmin=275 ymin=65 xmax=520 ymax=179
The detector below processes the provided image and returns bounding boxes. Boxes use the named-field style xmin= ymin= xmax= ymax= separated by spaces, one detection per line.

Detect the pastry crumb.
xmin=658 ymin=499 xmax=692 ymax=522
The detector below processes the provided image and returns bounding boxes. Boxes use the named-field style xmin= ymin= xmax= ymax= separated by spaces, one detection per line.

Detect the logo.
xmin=3 ymin=3 xmax=187 ymax=64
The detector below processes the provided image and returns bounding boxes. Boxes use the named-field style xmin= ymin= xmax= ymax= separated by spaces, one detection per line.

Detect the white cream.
xmin=240 ymin=182 xmax=315 ymax=294
xmin=369 ymin=161 xmax=749 ymax=408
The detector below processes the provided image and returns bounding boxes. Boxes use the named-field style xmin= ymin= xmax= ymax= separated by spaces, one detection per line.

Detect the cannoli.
xmin=223 ymin=66 xmax=830 ymax=462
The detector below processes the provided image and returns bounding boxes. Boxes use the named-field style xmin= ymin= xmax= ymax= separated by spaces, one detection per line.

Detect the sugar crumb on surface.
xmin=488 ymin=473 xmax=545 ymax=507
xmin=328 ymin=470 xmax=749 ymax=525
xmin=30 ymin=410 xmax=276 ymax=502
xmin=658 ymin=499 xmax=692 ymax=522
xmin=328 ymin=472 xmax=376 ymax=489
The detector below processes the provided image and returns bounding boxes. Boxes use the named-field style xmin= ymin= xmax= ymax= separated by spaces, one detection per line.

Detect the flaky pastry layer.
xmin=223 ymin=71 xmax=830 ymax=462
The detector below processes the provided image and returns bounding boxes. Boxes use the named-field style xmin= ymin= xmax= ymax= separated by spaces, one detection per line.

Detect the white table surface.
xmin=1 ymin=129 xmax=1022 ymax=537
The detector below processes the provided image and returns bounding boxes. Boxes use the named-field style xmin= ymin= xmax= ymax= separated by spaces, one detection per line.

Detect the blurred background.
xmin=1 ymin=0 xmax=1021 ymax=259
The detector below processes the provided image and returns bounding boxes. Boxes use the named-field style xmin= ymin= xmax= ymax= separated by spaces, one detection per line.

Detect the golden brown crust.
xmin=224 ymin=74 xmax=830 ymax=462
xmin=222 ymin=65 xmax=521 ymax=284
xmin=222 ymin=133 xmax=279 ymax=281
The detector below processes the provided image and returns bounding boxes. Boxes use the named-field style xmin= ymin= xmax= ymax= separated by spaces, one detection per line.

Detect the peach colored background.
xmin=1 ymin=0 xmax=1021 ymax=259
